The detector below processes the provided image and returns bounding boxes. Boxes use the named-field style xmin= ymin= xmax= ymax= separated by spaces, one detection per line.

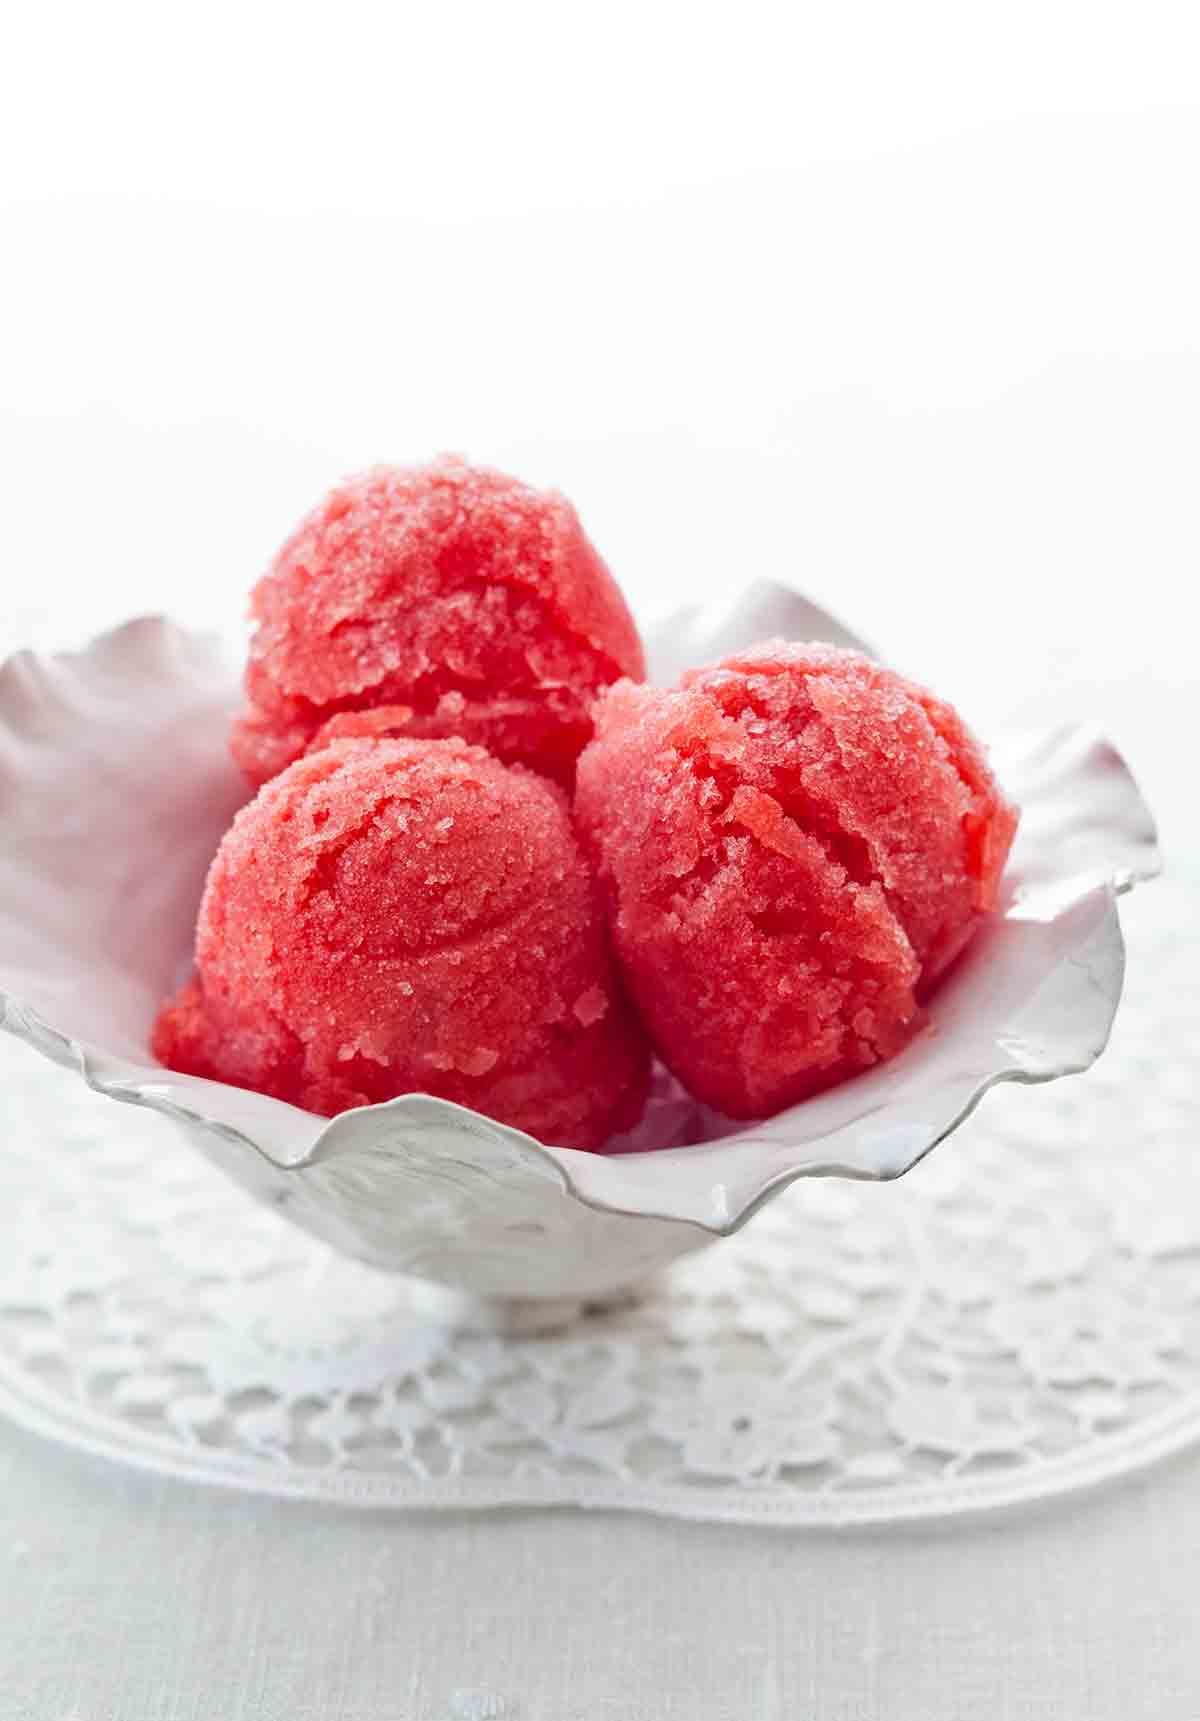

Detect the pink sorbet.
xmin=153 ymin=737 xmax=651 ymax=1149
xmin=231 ymin=458 xmax=645 ymax=789
xmin=574 ymin=642 xmax=1019 ymax=1119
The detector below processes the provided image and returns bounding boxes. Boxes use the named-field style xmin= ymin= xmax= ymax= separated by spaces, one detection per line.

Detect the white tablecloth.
xmin=4 ymin=1423 xmax=1200 ymax=1719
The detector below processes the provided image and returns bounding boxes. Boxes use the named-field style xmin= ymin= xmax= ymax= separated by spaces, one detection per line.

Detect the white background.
xmin=2 ymin=3 xmax=1199 ymax=1715
xmin=4 ymin=2 xmax=1198 ymax=834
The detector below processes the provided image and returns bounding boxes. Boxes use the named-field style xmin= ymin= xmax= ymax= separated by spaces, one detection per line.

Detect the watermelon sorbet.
xmin=574 ymin=642 xmax=1019 ymax=1119
xmin=153 ymin=737 xmax=651 ymax=1149
xmin=231 ymin=458 xmax=645 ymax=789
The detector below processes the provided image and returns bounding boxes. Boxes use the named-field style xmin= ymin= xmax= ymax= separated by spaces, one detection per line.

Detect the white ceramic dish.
xmin=0 ymin=585 xmax=1159 ymax=1321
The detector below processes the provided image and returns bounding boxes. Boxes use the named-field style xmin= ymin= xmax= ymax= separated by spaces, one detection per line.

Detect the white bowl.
xmin=0 ymin=585 xmax=1159 ymax=1322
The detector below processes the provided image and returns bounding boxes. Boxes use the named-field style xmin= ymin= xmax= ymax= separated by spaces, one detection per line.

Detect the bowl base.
xmin=400 ymin=1280 xmax=643 ymax=1335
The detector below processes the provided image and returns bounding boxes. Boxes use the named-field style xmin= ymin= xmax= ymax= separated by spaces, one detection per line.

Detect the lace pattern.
xmin=0 ymin=876 xmax=1195 ymax=1526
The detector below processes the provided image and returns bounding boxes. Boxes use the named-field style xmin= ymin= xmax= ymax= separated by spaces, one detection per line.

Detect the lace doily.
xmin=1 ymin=874 xmax=1195 ymax=1527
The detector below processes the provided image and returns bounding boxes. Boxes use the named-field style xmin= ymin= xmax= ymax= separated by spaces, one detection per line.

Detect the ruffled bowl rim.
xmin=0 ymin=600 xmax=1161 ymax=1240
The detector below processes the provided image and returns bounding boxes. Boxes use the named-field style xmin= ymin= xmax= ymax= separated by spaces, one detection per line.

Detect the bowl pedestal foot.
xmin=399 ymin=1278 xmax=644 ymax=1334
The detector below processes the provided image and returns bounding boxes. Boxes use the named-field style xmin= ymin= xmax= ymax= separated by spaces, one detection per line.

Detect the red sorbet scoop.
xmin=574 ymin=642 xmax=1019 ymax=1120
xmin=154 ymin=737 xmax=651 ymax=1150
xmin=231 ymin=458 xmax=645 ymax=789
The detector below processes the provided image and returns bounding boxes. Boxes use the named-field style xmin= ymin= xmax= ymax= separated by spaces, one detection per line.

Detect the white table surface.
xmin=3 ymin=1422 xmax=1200 ymax=1721
xmin=3 ymin=15 xmax=1199 ymax=1712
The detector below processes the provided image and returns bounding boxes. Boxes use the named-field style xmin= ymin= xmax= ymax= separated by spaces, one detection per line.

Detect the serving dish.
xmin=0 ymin=584 xmax=1159 ymax=1323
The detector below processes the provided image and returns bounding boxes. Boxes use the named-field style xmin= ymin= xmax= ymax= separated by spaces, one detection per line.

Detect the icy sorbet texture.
xmin=231 ymin=458 xmax=645 ymax=788
xmin=153 ymin=738 xmax=650 ymax=1149
xmin=575 ymin=643 xmax=1019 ymax=1119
